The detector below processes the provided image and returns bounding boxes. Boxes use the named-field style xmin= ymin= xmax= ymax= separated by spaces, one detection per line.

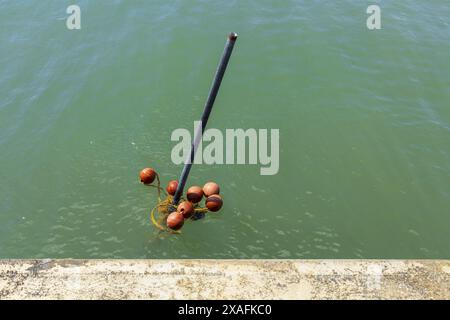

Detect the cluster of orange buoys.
xmin=139 ymin=167 xmax=223 ymax=232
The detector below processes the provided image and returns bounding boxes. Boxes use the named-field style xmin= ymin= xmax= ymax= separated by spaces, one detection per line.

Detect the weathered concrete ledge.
xmin=0 ymin=260 xmax=449 ymax=299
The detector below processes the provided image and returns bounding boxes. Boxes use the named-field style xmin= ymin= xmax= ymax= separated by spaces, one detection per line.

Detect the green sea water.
xmin=1 ymin=1 xmax=449 ymax=259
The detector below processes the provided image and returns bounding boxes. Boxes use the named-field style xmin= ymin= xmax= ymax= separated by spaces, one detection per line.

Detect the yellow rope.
xmin=149 ymin=174 xmax=213 ymax=234
xmin=150 ymin=205 xmax=165 ymax=231
xmin=147 ymin=174 xmax=210 ymax=234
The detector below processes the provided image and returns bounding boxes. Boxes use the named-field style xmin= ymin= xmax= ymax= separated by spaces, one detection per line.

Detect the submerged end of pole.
xmin=228 ymin=32 xmax=238 ymax=41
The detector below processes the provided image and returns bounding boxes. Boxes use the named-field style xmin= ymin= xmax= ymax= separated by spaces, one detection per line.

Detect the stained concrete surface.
xmin=0 ymin=260 xmax=449 ymax=299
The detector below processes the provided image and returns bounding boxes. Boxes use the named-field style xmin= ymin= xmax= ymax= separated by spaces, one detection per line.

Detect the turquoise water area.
xmin=0 ymin=1 xmax=449 ymax=258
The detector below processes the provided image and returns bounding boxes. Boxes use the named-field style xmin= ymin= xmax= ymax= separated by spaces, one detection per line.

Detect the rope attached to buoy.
xmin=148 ymin=173 xmax=209 ymax=234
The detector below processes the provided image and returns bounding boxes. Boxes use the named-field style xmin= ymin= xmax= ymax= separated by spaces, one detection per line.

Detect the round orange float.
xmin=166 ymin=180 xmax=178 ymax=196
xmin=203 ymin=182 xmax=220 ymax=197
xmin=140 ymin=168 xmax=156 ymax=185
xmin=186 ymin=186 xmax=203 ymax=203
xmin=177 ymin=201 xmax=194 ymax=219
xmin=205 ymin=194 xmax=223 ymax=212
xmin=166 ymin=211 xmax=184 ymax=230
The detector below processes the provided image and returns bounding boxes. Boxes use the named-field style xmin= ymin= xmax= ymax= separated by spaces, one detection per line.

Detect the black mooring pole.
xmin=171 ymin=32 xmax=238 ymax=209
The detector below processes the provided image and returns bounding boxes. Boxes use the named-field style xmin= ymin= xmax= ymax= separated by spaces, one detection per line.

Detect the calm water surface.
xmin=1 ymin=1 xmax=449 ymax=258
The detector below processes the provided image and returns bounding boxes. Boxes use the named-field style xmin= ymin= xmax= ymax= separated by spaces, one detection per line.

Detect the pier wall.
xmin=0 ymin=260 xmax=449 ymax=299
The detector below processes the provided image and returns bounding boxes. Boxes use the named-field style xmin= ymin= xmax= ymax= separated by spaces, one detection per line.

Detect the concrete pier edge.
xmin=0 ymin=259 xmax=449 ymax=299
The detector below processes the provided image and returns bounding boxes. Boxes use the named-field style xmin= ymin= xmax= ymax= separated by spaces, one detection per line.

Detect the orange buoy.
xmin=203 ymin=182 xmax=220 ymax=197
xmin=186 ymin=186 xmax=203 ymax=203
xmin=177 ymin=201 xmax=194 ymax=219
xmin=140 ymin=168 xmax=156 ymax=184
xmin=166 ymin=180 xmax=178 ymax=196
xmin=205 ymin=194 xmax=223 ymax=212
xmin=166 ymin=211 xmax=184 ymax=230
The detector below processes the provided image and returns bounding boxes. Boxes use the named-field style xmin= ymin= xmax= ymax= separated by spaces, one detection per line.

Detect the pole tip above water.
xmin=228 ymin=32 xmax=238 ymax=41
